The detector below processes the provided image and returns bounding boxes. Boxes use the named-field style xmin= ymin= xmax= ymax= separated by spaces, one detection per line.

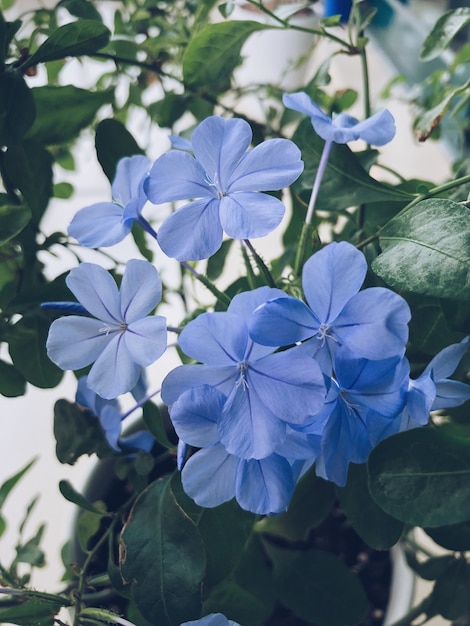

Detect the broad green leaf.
xmin=404 ymin=552 xmax=454 ymax=581
xmin=368 ymin=428 xmax=470 ymax=527
xmin=77 ymin=504 xmax=107 ymax=552
xmin=256 ymin=468 xmax=334 ymax=542
xmin=95 ymin=118 xmax=144 ymax=183
xmin=0 ymin=204 xmax=31 ymax=246
xmin=53 ymin=399 xmax=112 ymax=464
xmin=0 ymin=359 xmax=26 ymax=397
xmin=8 ymin=316 xmax=62 ymax=388
xmin=0 ymin=70 xmax=35 ymax=146
xmin=0 ymin=597 xmax=62 ymax=625
xmin=373 ymin=198 xmax=470 ymax=301
xmin=414 ymin=79 xmax=470 ymax=141
xmin=149 ymin=92 xmax=189 ymax=128
xmin=3 ymin=141 xmax=53 ymax=223
xmin=267 ymin=545 xmax=368 ymax=626
xmin=58 ymin=0 xmax=103 ymax=21
xmin=22 ymin=21 xmax=110 ymax=70
xmin=431 ymin=558 xmax=470 ymax=620
xmin=27 ymin=85 xmax=113 ymax=145
xmin=120 ymin=474 xmax=206 ymax=625
xmin=15 ymin=524 xmax=45 ymax=567
xmin=292 ymin=119 xmax=412 ymax=212
xmin=183 ymin=20 xmax=271 ymax=91
xmin=0 ymin=458 xmax=35 ymax=509
xmin=59 ymin=479 xmax=107 ymax=514
xmin=203 ymin=580 xmax=270 ymax=626
xmin=206 ymin=239 xmax=233 ymax=281
xmin=425 ymin=521 xmax=470 ymax=551
xmin=141 ymin=402 xmax=176 ymax=450
xmin=336 ymin=463 xmax=404 ymax=550
xmin=420 ymin=7 xmax=470 ymax=61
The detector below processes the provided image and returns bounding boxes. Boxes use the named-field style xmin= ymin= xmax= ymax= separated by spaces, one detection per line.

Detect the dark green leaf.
xmin=132 ymin=221 xmax=153 ymax=262
xmin=77 ymin=504 xmax=106 ymax=552
xmin=0 ymin=359 xmax=26 ymax=397
xmin=373 ymin=199 xmax=470 ymax=301
xmin=59 ymin=479 xmax=107 ymax=514
xmin=0 ymin=597 xmax=62 ymax=625
xmin=3 ymin=141 xmax=53 ymax=223
xmin=256 ymin=468 xmax=335 ymax=542
xmin=21 ymin=20 xmax=110 ymax=70
xmin=120 ymin=474 xmax=206 ymax=625
xmin=206 ymin=239 xmax=233 ymax=281
xmin=267 ymin=545 xmax=368 ymax=626
xmin=8 ymin=315 xmax=62 ymax=388
xmin=0 ymin=204 xmax=31 ymax=246
xmin=183 ymin=20 xmax=271 ymax=91
xmin=0 ymin=458 xmax=35 ymax=509
xmin=420 ymin=8 xmax=470 ymax=61
xmin=203 ymin=580 xmax=270 ymax=626
xmin=95 ymin=118 xmax=144 ymax=182
xmin=0 ymin=70 xmax=35 ymax=146
xmin=58 ymin=0 xmax=103 ymax=21
xmin=141 ymin=402 xmax=176 ymax=450
xmin=53 ymin=182 xmax=74 ymax=199
xmin=27 ymin=85 xmax=113 ymax=145
xmin=414 ymin=79 xmax=470 ymax=141
xmin=149 ymin=92 xmax=189 ymax=128
xmin=336 ymin=463 xmax=404 ymax=550
xmin=404 ymin=551 xmax=454 ymax=581
xmin=292 ymin=119 xmax=412 ymax=212
xmin=431 ymin=558 xmax=470 ymax=620
xmin=425 ymin=520 xmax=470 ymax=551
xmin=53 ymin=399 xmax=112 ymax=464
xmin=15 ymin=525 xmax=45 ymax=566
xmin=368 ymin=428 xmax=470 ymax=527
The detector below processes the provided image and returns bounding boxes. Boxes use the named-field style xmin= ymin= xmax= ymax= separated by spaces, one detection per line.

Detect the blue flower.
xmin=68 ymin=155 xmax=156 ymax=248
xmin=312 ymin=350 xmax=409 ymax=486
xmin=250 ymin=241 xmax=410 ymax=372
xmin=181 ymin=614 xmax=240 ymax=626
xmin=162 ymin=287 xmax=325 ymax=460
xmin=46 ymin=259 xmax=167 ymax=399
xmin=144 ymin=116 xmax=304 ymax=261
xmin=283 ymin=92 xmax=396 ymax=145
xmin=401 ymin=336 xmax=470 ymax=430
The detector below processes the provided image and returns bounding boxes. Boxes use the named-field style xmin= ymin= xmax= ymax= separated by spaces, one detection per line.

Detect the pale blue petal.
xmin=432 ymin=380 xmax=470 ymax=410
xmin=169 ymin=135 xmax=193 ymax=152
xmin=282 ymin=92 xmax=331 ymax=124
xmin=162 ymin=364 xmax=236 ymax=405
xmin=119 ymin=431 xmax=155 ymax=453
xmin=124 ymin=316 xmax=167 ymax=366
xmin=218 ymin=382 xmax=286 ymax=459
xmin=181 ymin=444 xmax=238 ymax=508
xmin=178 ymin=312 xmax=247 ymax=365
xmin=351 ymin=109 xmax=396 ymax=146
xmin=191 ymin=116 xmax=252 ymax=190
xmin=219 ymin=192 xmax=285 ymax=239
xmin=98 ymin=403 xmax=122 ymax=450
xmin=407 ymin=373 xmax=436 ymax=425
xmin=424 ymin=337 xmax=470 ymax=380
xmin=157 ymin=198 xmax=223 ymax=261
xmin=250 ymin=348 xmax=325 ymax=424
xmin=235 ymin=455 xmax=294 ymax=514
xmin=276 ymin=427 xmax=323 ymax=460
xmin=46 ymin=316 xmax=115 ymax=370
xmin=68 ymin=202 xmax=132 ymax=248
xmin=335 ymin=287 xmax=410 ymax=359
xmin=302 ymin=242 xmax=366 ymax=323
xmin=182 ymin=614 xmax=237 ymax=626
xmin=169 ymin=385 xmax=225 ymax=447
xmin=66 ymin=263 xmax=122 ymax=324
xmin=112 ymin=155 xmax=150 ymax=206
xmin=228 ymin=138 xmax=303 ymax=192
xmin=145 ymin=151 xmax=210 ymax=203
xmin=119 ymin=259 xmax=162 ymax=322
xmin=250 ymin=296 xmax=318 ymax=346
xmin=87 ymin=333 xmax=141 ymax=399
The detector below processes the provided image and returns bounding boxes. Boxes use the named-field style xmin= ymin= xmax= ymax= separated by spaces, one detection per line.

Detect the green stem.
xmin=180 ymin=261 xmax=231 ymax=308
xmin=294 ymin=221 xmax=318 ymax=276
xmin=241 ymin=243 xmax=257 ymax=290
xmin=243 ymin=240 xmax=275 ymax=288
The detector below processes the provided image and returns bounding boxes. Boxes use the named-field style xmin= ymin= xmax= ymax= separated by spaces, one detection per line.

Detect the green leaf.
xmin=292 ymin=119 xmax=412 ymax=212
xmin=368 ymin=428 xmax=470 ymax=527
xmin=0 ymin=458 xmax=35 ymax=509
xmin=8 ymin=315 xmax=62 ymax=388
xmin=58 ymin=0 xmax=103 ymax=21
xmin=414 ymin=79 xmax=470 ymax=142
xmin=431 ymin=558 xmax=470 ymax=620
xmin=0 ymin=359 xmax=26 ymax=397
xmin=53 ymin=399 xmax=113 ymax=464
xmin=149 ymin=92 xmax=189 ymax=128
xmin=21 ymin=20 xmax=110 ymax=70
xmin=373 ymin=198 xmax=470 ymax=301
xmin=27 ymin=85 xmax=113 ymax=145
xmin=183 ymin=20 xmax=271 ymax=91
xmin=425 ymin=520 xmax=470 ymax=551
xmin=267 ymin=545 xmax=368 ymax=626
xmin=15 ymin=524 xmax=46 ymax=567
xmin=0 ymin=70 xmax=36 ymax=146
xmin=59 ymin=479 xmax=107 ymax=514
xmin=120 ymin=474 xmax=206 ymax=625
xmin=95 ymin=118 xmax=144 ymax=183
xmin=0 ymin=597 xmax=62 ymax=625
xmin=77 ymin=504 xmax=107 ymax=552
xmin=206 ymin=239 xmax=233 ymax=281
xmin=256 ymin=468 xmax=335 ymax=542
xmin=0 ymin=203 xmax=31 ymax=246
xmin=404 ymin=552 xmax=454 ymax=581
xmin=336 ymin=463 xmax=404 ymax=550
xmin=203 ymin=580 xmax=270 ymax=626
xmin=3 ymin=141 xmax=53 ymax=223
xmin=420 ymin=7 xmax=470 ymax=61
xmin=141 ymin=402 xmax=176 ymax=450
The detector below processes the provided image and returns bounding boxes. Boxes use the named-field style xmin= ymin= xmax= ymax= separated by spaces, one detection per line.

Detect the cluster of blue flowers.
xmin=46 ymin=94 xmax=470 ymax=516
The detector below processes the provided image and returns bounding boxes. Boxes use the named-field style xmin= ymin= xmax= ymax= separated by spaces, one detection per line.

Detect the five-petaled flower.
xmin=144 ymin=115 xmax=304 ymax=261
xmin=46 ymin=259 xmax=167 ymax=399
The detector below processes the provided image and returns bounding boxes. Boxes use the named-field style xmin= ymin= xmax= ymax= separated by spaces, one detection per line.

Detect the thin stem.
xmin=137 ymin=215 xmax=158 ymax=241
xmin=241 ymin=242 xmax=257 ymax=290
xmin=180 ymin=261 xmax=231 ymax=308
xmin=243 ymin=240 xmax=275 ymax=288
xmin=119 ymin=388 xmax=161 ymax=421
xmin=360 ymin=46 xmax=371 ymax=120
xmin=306 ymin=140 xmax=333 ymax=225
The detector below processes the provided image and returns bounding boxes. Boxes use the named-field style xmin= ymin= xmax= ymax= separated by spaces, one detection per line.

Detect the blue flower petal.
xmin=66 ymin=263 xmax=122 ymax=325
xmin=181 ymin=444 xmax=238 ymax=507
xmin=235 ymin=454 xmax=294 ymax=514
xmin=349 ymin=109 xmax=396 ymax=146
xmin=124 ymin=316 xmax=167 ymax=366
xmin=169 ymin=385 xmax=225 ymax=447
xmin=219 ymin=192 xmax=285 ymax=240
xmin=119 ymin=259 xmax=163 ymax=323
xmin=424 ymin=336 xmax=470 ymax=380
xmin=145 ymin=151 xmax=209 ymax=204
xmin=68 ymin=202 xmax=133 ymax=248
xmin=111 ymin=155 xmax=150 ymax=207
xmin=250 ymin=295 xmax=318 ymax=346
xmin=162 ymin=364 xmax=236 ymax=405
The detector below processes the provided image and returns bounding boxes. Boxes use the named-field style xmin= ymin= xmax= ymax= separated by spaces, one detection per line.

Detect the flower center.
xmin=236 ymin=360 xmax=250 ymax=390
xmin=205 ymin=171 xmax=226 ymax=199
